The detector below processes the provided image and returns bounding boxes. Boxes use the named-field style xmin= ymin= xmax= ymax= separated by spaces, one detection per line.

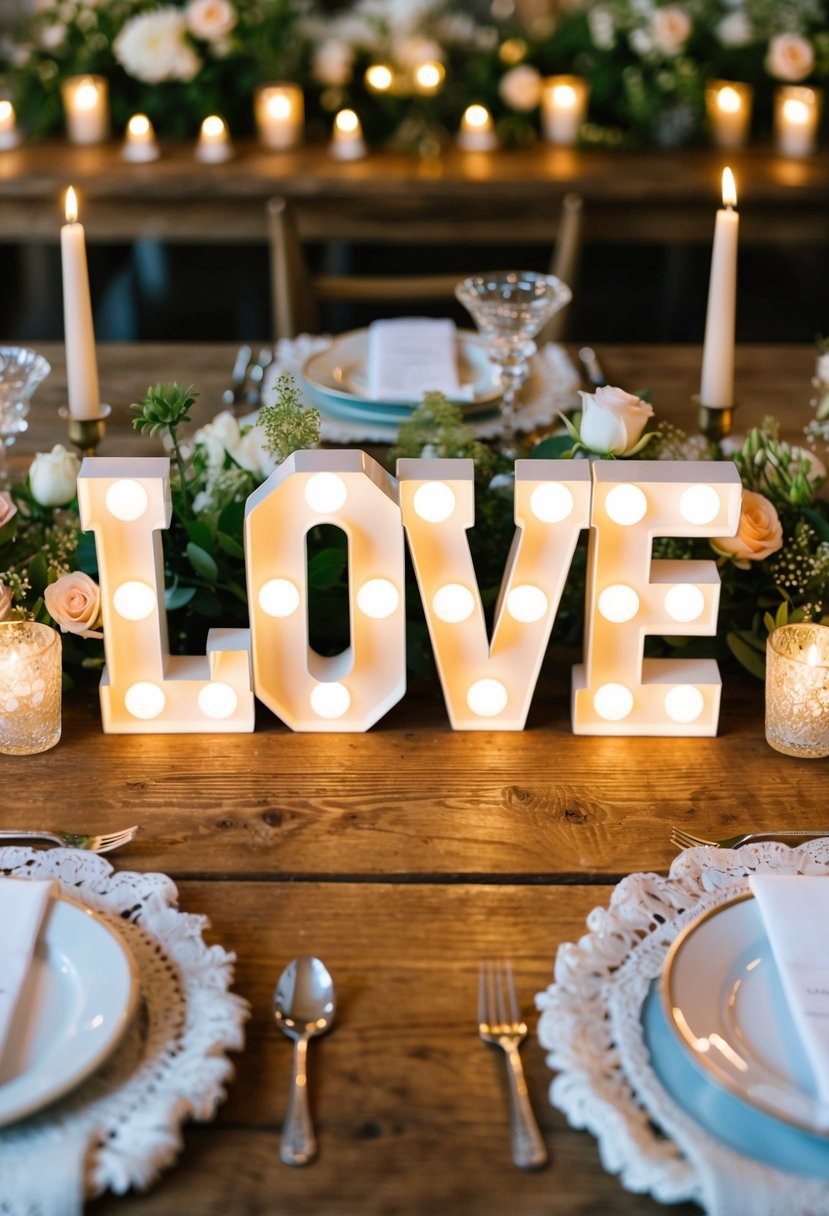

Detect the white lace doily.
xmin=536 ymin=841 xmax=829 ymax=1216
xmin=0 ymin=847 xmax=249 ymax=1216
xmin=261 ymin=334 xmax=581 ymax=443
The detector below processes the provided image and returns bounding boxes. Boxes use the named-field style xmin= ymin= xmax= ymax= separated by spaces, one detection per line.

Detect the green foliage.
xmin=258 ymin=373 xmax=321 ymax=464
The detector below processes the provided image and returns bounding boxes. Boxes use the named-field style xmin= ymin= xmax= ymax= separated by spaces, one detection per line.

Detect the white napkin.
xmin=0 ymin=877 xmax=56 ymax=1066
xmin=749 ymin=874 xmax=829 ymax=1106
xmin=366 ymin=317 xmax=474 ymax=402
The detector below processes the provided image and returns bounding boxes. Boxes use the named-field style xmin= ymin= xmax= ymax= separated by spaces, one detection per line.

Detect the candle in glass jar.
xmin=60 ymin=186 xmax=101 ymax=421
xmin=705 ymin=80 xmax=753 ymax=150
xmin=0 ymin=100 xmax=21 ymax=150
xmin=765 ymin=624 xmax=829 ymax=758
xmin=60 ymin=75 xmax=110 ymax=145
xmin=195 ymin=115 xmax=233 ymax=163
xmin=457 ymin=104 xmax=497 ymax=151
xmin=775 ymin=86 xmax=821 ymax=157
xmin=122 ymin=113 xmax=159 ymax=163
xmin=254 ymin=84 xmax=304 ymax=150
xmin=699 ymin=167 xmax=739 ymax=411
xmin=0 ymin=622 xmax=62 ymax=755
xmin=541 ymin=76 xmax=589 ymax=145
xmin=329 ymin=109 xmax=367 ymax=161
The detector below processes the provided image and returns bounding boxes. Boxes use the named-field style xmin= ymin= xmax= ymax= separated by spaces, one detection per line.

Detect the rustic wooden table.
xmin=0 ymin=142 xmax=827 ymax=246
xmin=5 ymin=341 xmax=827 ymax=1215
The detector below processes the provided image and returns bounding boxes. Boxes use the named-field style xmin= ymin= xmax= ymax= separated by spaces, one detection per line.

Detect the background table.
xmin=6 ymin=341 xmax=827 ymax=1215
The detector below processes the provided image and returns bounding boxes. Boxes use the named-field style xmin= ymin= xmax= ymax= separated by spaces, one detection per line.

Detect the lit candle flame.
xmin=127 ymin=113 xmax=151 ymax=138
xmin=201 ymin=115 xmax=225 ymax=139
xmin=335 ymin=109 xmax=360 ymax=134
xmin=553 ymin=84 xmax=577 ymax=109
xmin=464 ymin=104 xmax=491 ymax=130
xmin=267 ymin=94 xmax=292 ymax=120
xmin=807 ymin=643 xmax=819 ymax=667
xmin=717 ymin=86 xmax=741 ymax=115
xmin=65 ymin=185 xmax=78 ymax=223
xmin=722 ymin=166 xmax=737 ymax=209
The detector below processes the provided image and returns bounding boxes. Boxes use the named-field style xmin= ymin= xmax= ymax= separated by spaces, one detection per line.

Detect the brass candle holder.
xmin=695 ymin=397 xmax=737 ymax=445
xmin=59 ymin=403 xmax=111 ymax=457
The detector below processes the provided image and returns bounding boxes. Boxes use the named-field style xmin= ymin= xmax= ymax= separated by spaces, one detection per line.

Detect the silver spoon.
xmin=273 ymin=956 xmax=336 ymax=1166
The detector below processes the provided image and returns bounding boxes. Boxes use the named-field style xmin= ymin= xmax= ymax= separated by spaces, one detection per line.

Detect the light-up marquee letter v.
xmin=572 ymin=460 xmax=741 ymax=736
xmin=398 ymin=458 xmax=591 ymax=729
xmin=245 ymin=449 xmax=406 ymax=731
xmin=77 ymin=458 xmax=254 ymax=732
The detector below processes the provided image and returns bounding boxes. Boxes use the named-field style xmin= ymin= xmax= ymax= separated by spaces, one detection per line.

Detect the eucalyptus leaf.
xmin=165 ymin=584 xmax=197 ymax=611
xmin=186 ymin=542 xmax=218 ymax=582
xmin=216 ymin=531 xmax=245 ymax=559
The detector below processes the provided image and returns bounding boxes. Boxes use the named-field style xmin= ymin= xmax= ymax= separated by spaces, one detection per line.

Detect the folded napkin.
xmin=0 ymin=877 xmax=56 ymax=1067
xmin=366 ymin=317 xmax=474 ymax=402
xmin=749 ymin=874 xmax=829 ymax=1107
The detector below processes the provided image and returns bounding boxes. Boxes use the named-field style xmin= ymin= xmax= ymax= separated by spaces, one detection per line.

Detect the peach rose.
xmin=712 ymin=490 xmax=783 ymax=568
xmin=44 ymin=571 xmax=103 ymax=638
xmin=0 ymin=582 xmax=12 ymax=621
xmin=650 ymin=7 xmax=692 ymax=55
xmin=577 ymin=385 xmax=654 ymax=456
xmin=185 ymin=0 xmax=236 ymax=42
xmin=765 ymin=33 xmax=815 ymax=82
xmin=0 ymin=490 xmax=17 ymax=529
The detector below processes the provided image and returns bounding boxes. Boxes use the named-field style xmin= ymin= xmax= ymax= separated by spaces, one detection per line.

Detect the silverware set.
xmin=0 ymin=825 xmax=139 ymax=853
xmin=222 ymin=345 xmax=274 ymax=413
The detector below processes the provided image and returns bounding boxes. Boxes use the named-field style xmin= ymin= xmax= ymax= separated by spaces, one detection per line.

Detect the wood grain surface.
xmin=5 ymin=342 xmax=825 ymax=1215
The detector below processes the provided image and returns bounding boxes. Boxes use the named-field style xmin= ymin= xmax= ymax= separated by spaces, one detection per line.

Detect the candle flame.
xmin=464 ymin=104 xmax=491 ymax=129
xmin=65 ymin=185 xmax=78 ymax=223
xmin=201 ymin=115 xmax=225 ymax=138
xmin=722 ymin=167 xmax=737 ymax=208
xmin=0 ymin=100 xmax=12 ymax=123
xmin=717 ymin=86 xmax=741 ymax=114
xmin=127 ymin=113 xmax=151 ymax=138
xmin=266 ymin=93 xmax=292 ymax=120
xmin=553 ymin=84 xmax=577 ymax=108
xmin=782 ymin=98 xmax=810 ymax=125
xmin=807 ymin=644 xmax=819 ymax=667
xmin=335 ymin=109 xmax=359 ymax=134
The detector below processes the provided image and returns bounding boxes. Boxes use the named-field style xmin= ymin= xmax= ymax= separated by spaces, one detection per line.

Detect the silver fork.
xmin=671 ymin=827 xmax=829 ymax=851
xmin=0 ymin=825 xmax=140 ymax=853
xmin=478 ymin=959 xmax=547 ymax=1170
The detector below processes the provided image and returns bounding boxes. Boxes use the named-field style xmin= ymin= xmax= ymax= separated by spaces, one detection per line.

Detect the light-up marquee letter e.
xmin=77 ymin=458 xmax=254 ymax=732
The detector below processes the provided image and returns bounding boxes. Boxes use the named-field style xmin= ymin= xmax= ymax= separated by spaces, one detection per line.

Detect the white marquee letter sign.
xmin=398 ymin=458 xmax=591 ymax=729
xmin=572 ymin=460 xmax=741 ymax=736
xmin=245 ymin=449 xmax=406 ymax=731
xmin=77 ymin=457 xmax=255 ymax=733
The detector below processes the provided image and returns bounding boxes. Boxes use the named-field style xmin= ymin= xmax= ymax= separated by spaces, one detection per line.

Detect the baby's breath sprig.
xmin=257 ymin=374 xmax=321 ymax=465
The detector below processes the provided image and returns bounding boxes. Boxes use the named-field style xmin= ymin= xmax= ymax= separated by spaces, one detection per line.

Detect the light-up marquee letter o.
xmin=77 ymin=457 xmax=255 ymax=733
xmin=245 ymin=449 xmax=406 ymax=731
xmin=572 ymin=460 xmax=742 ymax=736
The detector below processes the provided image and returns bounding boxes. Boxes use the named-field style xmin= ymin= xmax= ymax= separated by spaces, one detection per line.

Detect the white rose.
xmin=114 ymin=8 xmax=202 ymax=84
xmin=629 ymin=28 xmax=653 ymax=56
xmin=313 ymin=39 xmax=354 ymax=87
xmin=28 ymin=444 xmax=80 ymax=507
xmin=498 ymin=64 xmax=542 ymax=111
xmin=588 ymin=7 xmax=616 ymax=50
xmin=193 ymin=411 xmax=275 ymax=479
xmin=765 ymin=33 xmax=815 ymax=82
xmin=650 ymin=7 xmax=692 ymax=56
xmin=716 ymin=12 xmax=753 ymax=48
xmin=816 ymin=352 xmax=829 ymax=386
xmin=185 ymin=0 xmax=237 ymax=43
xmin=38 ymin=22 xmax=67 ymax=50
xmin=577 ymin=385 xmax=654 ymax=456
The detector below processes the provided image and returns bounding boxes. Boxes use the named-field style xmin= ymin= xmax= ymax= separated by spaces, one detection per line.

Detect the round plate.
xmin=302 ymin=328 xmax=500 ymax=412
xmin=0 ymin=895 xmax=139 ymax=1127
xmin=661 ymin=893 xmax=828 ymax=1134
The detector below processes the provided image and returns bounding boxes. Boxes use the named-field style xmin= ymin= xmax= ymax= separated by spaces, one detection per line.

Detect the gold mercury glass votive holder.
xmin=765 ymin=623 xmax=829 ymax=759
xmin=0 ymin=621 xmax=62 ymax=755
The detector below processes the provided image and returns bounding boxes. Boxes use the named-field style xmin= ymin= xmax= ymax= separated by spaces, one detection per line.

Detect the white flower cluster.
xmin=114 ymin=0 xmax=236 ymax=85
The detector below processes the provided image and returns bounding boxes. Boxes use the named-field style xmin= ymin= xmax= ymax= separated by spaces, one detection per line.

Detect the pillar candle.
xmin=0 ymin=100 xmax=21 ymax=151
xmin=254 ymin=84 xmax=304 ymax=150
xmin=699 ymin=167 xmax=739 ymax=411
xmin=541 ymin=76 xmax=589 ymax=145
xmin=775 ymin=87 xmax=822 ymax=157
xmin=196 ymin=115 xmax=233 ymax=163
xmin=705 ymin=80 xmax=753 ymax=150
xmin=329 ymin=110 xmax=367 ymax=161
xmin=60 ymin=186 xmax=101 ymax=421
xmin=457 ymin=105 xmax=497 ymax=151
xmin=121 ymin=113 xmax=159 ymax=163
xmin=60 ymin=75 xmax=110 ymax=145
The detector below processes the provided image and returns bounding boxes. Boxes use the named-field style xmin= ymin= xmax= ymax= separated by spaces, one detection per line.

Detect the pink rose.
xmin=765 ymin=33 xmax=815 ymax=82
xmin=712 ymin=490 xmax=783 ymax=569
xmin=0 ymin=582 xmax=12 ymax=621
xmin=44 ymin=571 xmax=103 ymax=638
xmin=0 ymin=490 xmax=17 ymax=529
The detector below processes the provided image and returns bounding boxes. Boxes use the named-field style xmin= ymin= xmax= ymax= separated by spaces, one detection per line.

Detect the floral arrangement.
xmin=2 ymin=0 xmax=827 ymax=148
xmin=1 ymin=351 xmax=827 ymax=689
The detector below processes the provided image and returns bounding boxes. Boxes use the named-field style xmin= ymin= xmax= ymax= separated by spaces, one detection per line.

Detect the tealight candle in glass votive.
xmin=457 ymin=104 xmax=497 ymax=151
xmin=541 ymin=76 xmax=589 ymax=146
xmin=705 ymin=80 xmax=753 ymax=150
xmin=329 ymin=109 xmax=367 ymax=161
xmin=196 ymin=114 xmax=233 ymax=163
xmin=0 ymin=99 xmax=21 ymax=150
xmin=254 ymin=83 xmax=304 ymax=150
xmin=0 ymin=621 xmax=62 ymax=755
xmin=122 ymin=113 xmax=159 ymax=163
xmin=775 ymin=86 xmax=822 ymax=157
xmin=61 ymin=75 xmax=110 ymax=145
xmin=765 ymin=623 xmax=829 ymax=759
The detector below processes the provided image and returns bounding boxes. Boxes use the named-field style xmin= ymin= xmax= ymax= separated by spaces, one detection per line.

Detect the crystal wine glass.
xmin=455 ymin=271 xmax=571 ymax=458
xmin=0 ymin=348 xmax=51 ymax=488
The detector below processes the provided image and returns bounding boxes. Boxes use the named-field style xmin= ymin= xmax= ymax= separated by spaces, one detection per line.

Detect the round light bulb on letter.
xmin=105 ymin=479 xmax=149 ymax=521
xmin=604 ymin=484 xmax=647 ymax=526
xmin=597 ymin=584 xmax=640 ymax=623
xmin=357 ymin=578 xmax=399 ymax=620
xmin=198 ymin=682 xmax=239 ymax=720
xmin=310 ymin=681 xmax=351 ymax=719
xmin=124 ymin=681 xmax=166 ymax=720
xmin=113 ymin=580 xmax=156 ymax=621
xmin=304 ymin=472 xmax=347 ymax=513
xmin=432 ymin=583 xmax=475 ymax=623
xmin=259 ymin=578 xmax=300 ymax=618
xmin=664 ymin=583 xmax=705 ymax=623
xmin=413 ymin=482 xmax=456 ymax=523
xmin=679 ymin=485 xmax=721 ymax=526
xmin=506 ymin=584 xmax=548 ymax=623
xmin=664 ymin=684 xmax=704 ymax=724
xmin=466 ymin=678 xmax=508 ymax=717
xmin=593 ymin=683 xmax=634 ymax=721
xmin=530 ymin=482 xmax=573 ymax=523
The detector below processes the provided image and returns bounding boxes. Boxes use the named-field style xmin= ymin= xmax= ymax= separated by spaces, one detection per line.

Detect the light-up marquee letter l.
xmin=398 ymin=458 xmax=591 ymax=729
xmin=77 ymin=457 xmax=254 ymax=732
xmin=572 ymin=460 xmax=742 ymax=736
xmin=245 ymin=449 xmax=406 ymax=731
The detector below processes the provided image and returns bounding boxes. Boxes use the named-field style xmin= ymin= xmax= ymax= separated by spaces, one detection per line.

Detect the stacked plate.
xmin=301 ymin=328 xmax=501 ymax=426
xmin=646 ymin=892 xmax=829 ymax=1175
xmin=0 ymin=895 xmax=138 ymax=1127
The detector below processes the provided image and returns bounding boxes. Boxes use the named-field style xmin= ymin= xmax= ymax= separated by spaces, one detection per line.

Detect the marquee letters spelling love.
xmin=77 ymin=451 xmax=741 ymax=736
